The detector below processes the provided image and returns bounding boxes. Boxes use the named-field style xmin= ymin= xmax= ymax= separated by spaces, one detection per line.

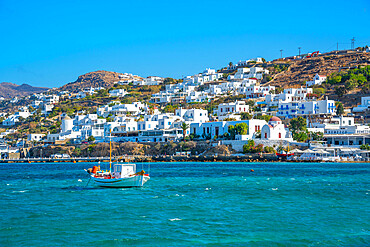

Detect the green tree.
xmin=243 ymin=140 xmax=264 ymax=153
xmin=310 ymin=131 xmax=324 ymax=141
xmin=335 ymin=86 xmax=346 ymax=97
xmin=240 ymin=112 xmax=253 ymax=120
xmin=336 ymin=102 xmax=344 ymax=116
xmin=290 ymin=117 xmax=307 ymax=133
xmin=312 ymin=87 xmax=326 ymax=96
xmin=181 ymin=122 xmax=189 ymax=141
xmin=293 ymin=132 xmax=309 ymax=142
xmin=235 ymin=123 xmax=249 ymax=135
xmin=88 ymin=136 xmax=96 ymax=142
xmin=228 ymin=123 xmax=249 ymax=140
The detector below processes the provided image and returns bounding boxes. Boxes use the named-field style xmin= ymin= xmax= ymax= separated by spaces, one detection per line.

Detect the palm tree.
xmin=181 ymin=122 xmax=189 ymax=141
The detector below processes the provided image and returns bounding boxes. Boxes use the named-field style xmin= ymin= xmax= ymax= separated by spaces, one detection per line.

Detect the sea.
xmin=0 ymin=162 xmax=369 ymax=246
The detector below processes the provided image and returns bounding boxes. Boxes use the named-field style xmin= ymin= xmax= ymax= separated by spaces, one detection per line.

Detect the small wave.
xmin=205 ymin=188 xmax=211 ymax=191
xmin=12 ymin=190 xmax=28 ymax=193
xmin=169 ymin=218 xmax=182 ymax=221
xmin=78 ymin=179 xmax=82 ymax=182
xmin=271 ymin=188 xmax=278 ymax=191
xmin=266 ymin=178 xmax=270 ymax=180
xmin=290 ymin=178 xmax=296 ymax=180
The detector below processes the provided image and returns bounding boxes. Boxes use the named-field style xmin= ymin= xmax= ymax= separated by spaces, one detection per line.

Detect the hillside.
xmin=58 ymin=70 xmax=142 ymax=93
xmin=0 ymin=82 xmax=49 ymax=99
xmin=269 ymin=51 xmax=370 ymax=87
xmin=265 ymin=51 xmax=370 ymax=106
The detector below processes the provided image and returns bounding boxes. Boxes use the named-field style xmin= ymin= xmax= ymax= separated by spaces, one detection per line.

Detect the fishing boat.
xmin=276 ymin=142 xmax=294 ymax=158
xmin=85 ymin=131 xmax=150 ymax=188
xmin=87 ymin=163 xmax=150 ymax=188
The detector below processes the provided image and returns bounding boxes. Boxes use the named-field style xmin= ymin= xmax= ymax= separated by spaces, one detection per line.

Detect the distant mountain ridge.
xmin=0 ymin=82 xmax=49 ymax=99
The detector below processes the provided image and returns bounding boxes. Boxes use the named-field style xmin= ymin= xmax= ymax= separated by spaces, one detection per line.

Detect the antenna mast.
xmin=109 ymin=129 xmax=112 ymax=172
xmin=351 ymin=37 xmax=355 ymax=50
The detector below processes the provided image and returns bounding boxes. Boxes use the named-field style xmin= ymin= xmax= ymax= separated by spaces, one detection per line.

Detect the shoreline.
xmin=1 ymin=155 xmax=369 ymax=163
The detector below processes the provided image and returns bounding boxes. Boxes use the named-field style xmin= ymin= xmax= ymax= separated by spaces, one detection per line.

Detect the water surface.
xmin=0 ymin=162 xmax=369 ymax=246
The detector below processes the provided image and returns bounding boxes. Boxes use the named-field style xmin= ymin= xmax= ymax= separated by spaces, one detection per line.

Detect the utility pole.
xmin=298 ymin=47 xmax=301 ymax=56
xmin=280 ymin=49 xmax=283 ymax=59
xmin=351 ymin=37 xmax=355 ymax=50
xmin=337 ymin=42 xmax=339 ymax=51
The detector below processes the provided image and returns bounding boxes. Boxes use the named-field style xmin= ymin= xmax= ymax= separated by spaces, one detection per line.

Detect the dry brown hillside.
xmin=269 ymin=51 xmax=370 ymax=88
xmin=59 ymin=70 xmax=126 ymax=92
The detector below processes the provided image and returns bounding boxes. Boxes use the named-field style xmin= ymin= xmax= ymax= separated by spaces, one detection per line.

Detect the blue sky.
xmin=0 ymin=0 xmax=369 ymax=88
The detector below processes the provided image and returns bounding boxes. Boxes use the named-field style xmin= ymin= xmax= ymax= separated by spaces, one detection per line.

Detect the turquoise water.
xmin=0 ymin=162 xmax=369 ymax=246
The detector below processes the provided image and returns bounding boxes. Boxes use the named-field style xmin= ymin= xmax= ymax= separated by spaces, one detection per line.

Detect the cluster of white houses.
xmin=2 ymin=57 xmax=370 ymax=160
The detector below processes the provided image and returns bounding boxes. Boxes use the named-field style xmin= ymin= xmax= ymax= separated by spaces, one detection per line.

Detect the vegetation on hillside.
xmin=325 ymin=65 xmax=370 ymax=97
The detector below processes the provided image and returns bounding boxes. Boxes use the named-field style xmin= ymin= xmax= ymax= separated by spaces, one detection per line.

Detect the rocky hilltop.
xmin=269 ymin=51 xmax=370 ymax=87
xmin=0 ymin=82 xmax=49 ymax=99
xmin=59 ymin=70 xmax=125 ymax=92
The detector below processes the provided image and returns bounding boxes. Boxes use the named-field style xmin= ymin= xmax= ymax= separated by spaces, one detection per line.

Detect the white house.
xmin=46 ymin=116 xmax=81 ymax=143
xmin=244 ymin=85 xmax=275 ymax=98
xmin=306 ymin=74 xmax=327 ymax=87
xmin=261 ymin=116 xmax=293 ymax=141
xmin=277 ymin=99 xmax=336 ymax=119
xmin=134 ymin=76 xmax=164 ymax=86
xmin=183 ymin=68 xmax=223 ymax=85
xmin=264 ymin=87 xmax=313 ymax=107
xmin=2 ymin=108 xmax=30 ymax=126
xmin=308 ymin=116 xmax=370 ymax=135
xmin=190 ymin=119 xmax=267 ymax=140
xmin=28 ymin=134 xmax=45 ymax=142
xmin=227 ymin=58 xmax=264 ymax=70
xmin=217 ymin=101 xmax=250 ymax=117
xmin=175 ymin=108 xmax=209 ymax=123
xmin=228 ymin=67 xmax=269 ymax=81
xmin=352 ymin=96 xmax=370 ymax=112
xmin=109 ymin=89 xmax=128 ymax=97
xmin=185 ymin=91 xmax=212 ymax=103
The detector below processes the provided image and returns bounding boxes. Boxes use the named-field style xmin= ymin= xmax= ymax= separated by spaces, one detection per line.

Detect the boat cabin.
xmin=113 ymin=164 xmax=136 ymax=178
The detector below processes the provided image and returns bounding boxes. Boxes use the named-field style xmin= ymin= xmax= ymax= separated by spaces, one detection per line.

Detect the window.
xmin=279 ymin=133 xmax=281 ymax=138
xmin=265 ymin=133 xmax=267 ymax=138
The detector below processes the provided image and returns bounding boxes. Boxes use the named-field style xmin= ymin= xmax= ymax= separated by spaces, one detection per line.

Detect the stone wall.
xmin=221 ymin=139 xmax=290 ymax=152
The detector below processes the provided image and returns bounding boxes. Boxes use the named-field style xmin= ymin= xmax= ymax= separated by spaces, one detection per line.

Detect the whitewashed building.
xmin=190 ymin=119 xmax=267 ymax=140
xmin=134 ymin=76 xmax=164 ymax=86
xmin=264 ymin=87 xmax=313 ymax=107
xmin=277 ymin=99 xmax=336 ymax=119
xmin=261 ymin=116 xmax=293 ymax=141
xmin=352 ymin=96 xmax=370 ymax=112
xmin=244 ymin=85 xmax=275 ymax=98
xmin=217 ymin=101 xmax=250 ymax=117
xmin=109 ymin=89 xmax=128 ymax=97
xmin=306 ymin=74 xmax=327 ymax=87
xmin=175 ymin=108 xmax=209 ymax=123
xmin=28 ymin=134 xmax=45 ymax=142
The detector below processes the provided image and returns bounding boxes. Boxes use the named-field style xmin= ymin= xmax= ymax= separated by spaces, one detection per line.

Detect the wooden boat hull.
xmin=92 ymin=175 xmax=150 ymax=188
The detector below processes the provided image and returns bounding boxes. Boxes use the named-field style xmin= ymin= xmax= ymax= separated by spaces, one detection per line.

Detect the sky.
xmin=0 ymin=0 xmax=369 ymax=88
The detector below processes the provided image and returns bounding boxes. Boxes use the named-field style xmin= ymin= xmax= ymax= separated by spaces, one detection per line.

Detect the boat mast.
xmin=109 ymin=129 xmax=112 ymax=172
